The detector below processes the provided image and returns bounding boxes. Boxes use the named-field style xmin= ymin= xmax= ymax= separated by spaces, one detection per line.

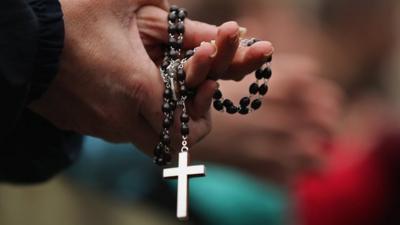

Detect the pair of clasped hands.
xmin=31 ymin=0 xmax=342 ymax=174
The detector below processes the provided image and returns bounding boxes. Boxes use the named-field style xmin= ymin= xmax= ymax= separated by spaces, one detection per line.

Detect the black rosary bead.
xmin=223 ymin=99 xmax=233 ymax=108
xmin=161 ymin=133 xmax=171 ymax=145
xmin=168 ymin=48 xmax=178 ymax=59
xmin=259 ymin=84 xmax=268 ymax=95
xmin=181 ymin=112 xmax=189 ymax=123
xmin=178 ymin=9 xmax=186 ymax=20
xmin=176 ymin=38 xmax=183 ymax=48
xmin=170 ymin=100 xmax=177 ymax=110
xmin=180 ymin=85 xmax=187 ymax=97
xmin=176 ymin=23 xmax=185 ymax=34
xmin=162 ymin=102 xmax=171 ymax=113
xmin=154 ymin=143 xmax=163 ymax=157
xmin=169 ymin=36 xmax=178 ymax=48
xmin=240 ymin=97 xmax=251 ymax=107
xmin=168 ymin=12 xmax=177 ymax=22
xmin=155 ymin=157 xmax=167 ymax=166
xmin=264 ymin=67 xmax=272 ymax=79
xmin=164 ymin=88 xmax=173 ymax=99
xmin=249 ymin=83 xmax=259 ymax=95
xmin=181 ymin=123 xmax=189 ymax=135
xmin=168 ymin=36 xmax=176 ymax=44
xmin=177 ymin=68 xmax=186 ymax=81
xmin=226 ymin=105 xmax=238 ymax=114
xmin=163 ymin=117 xmax=172 ymax=128
xmin=170 ymin=5 xmax=179 ymax=13
xmin=255 ymin=68 xmax=264 ymax=80
xmin=168 ymin=24 xmax=177 ymax=34
xmin=154 ymin=157 xmax=161 ymax=165
xmin=251 ymin=99 xmax=262 ymax=110
xmin=213 ymin=89 xmax=222 ymax=99
xmin=213 ymin=100 xmax=224 ymax=111
xmin=239 ymin=107 xmax=249 ymax=115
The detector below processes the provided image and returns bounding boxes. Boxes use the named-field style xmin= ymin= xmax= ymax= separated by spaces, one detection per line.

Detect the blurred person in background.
xmin=295 ymin=0 xmax=400 ymax=225
xmin=173 ymin=1 xmax=400 ymax=225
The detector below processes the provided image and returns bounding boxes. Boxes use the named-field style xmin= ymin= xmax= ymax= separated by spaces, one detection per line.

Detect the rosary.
xmin=154 ymin=5 xmax=272 ymax=220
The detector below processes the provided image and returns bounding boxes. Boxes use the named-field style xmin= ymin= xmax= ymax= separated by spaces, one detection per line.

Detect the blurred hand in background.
xmin=193 ymin=54 xmax=343 ymax=184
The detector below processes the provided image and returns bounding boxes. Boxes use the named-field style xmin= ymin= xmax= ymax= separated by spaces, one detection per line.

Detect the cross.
xmin=163 ymin=151 xmax=206 ymax=220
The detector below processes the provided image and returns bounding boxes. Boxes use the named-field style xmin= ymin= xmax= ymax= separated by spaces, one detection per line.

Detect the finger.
xmin=208 ymin=21 xmax=240 ymax=78
xmin=294 ymin=78 xmax=343 ymax=135
xmin=188 ymin=80 xmax=218 ymax=120
xmin=136 ymin=0 xmax=169 ymax=11
xmin=247 ymin=99 xmax=306 ymax=133
xmin=136 ymin=6 xmax=218 ymax=48
xmin=187 ymin=115 xmax=212 ymax=147
xmin=221 ymin=41 xmax=274 ymax=81
xmin=184 ymin=19 xmax=218 ymax=49
xmin=185 ymin=42 xmax=216 ymax=88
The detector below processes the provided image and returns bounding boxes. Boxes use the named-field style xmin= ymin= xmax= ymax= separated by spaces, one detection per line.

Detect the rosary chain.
xmin=154 ymin=6 xmax=190 ymax=166
xmin=212 ymin=38 xmax=273 ymax=115
xmin=155 ymin=7 xmax=273 ymax=166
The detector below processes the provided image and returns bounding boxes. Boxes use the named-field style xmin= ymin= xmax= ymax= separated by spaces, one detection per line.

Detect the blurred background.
xmin=1 ymin=0 xmax=400 ymax=225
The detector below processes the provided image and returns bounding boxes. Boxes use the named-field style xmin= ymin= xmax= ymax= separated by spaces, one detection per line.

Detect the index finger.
xmin=136 ymin=6 xmax=218 ymax=49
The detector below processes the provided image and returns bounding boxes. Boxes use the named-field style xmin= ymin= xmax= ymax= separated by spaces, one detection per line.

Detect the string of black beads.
xmin=155 ymin=60 xmax=174 ymax=166
xmin=213 ymin=38 xmax=272 ymax=115
xmin=154 ymin=5 xmax=189 ymax=166
xmin=177 ymin=66 xmax=190 ymax=138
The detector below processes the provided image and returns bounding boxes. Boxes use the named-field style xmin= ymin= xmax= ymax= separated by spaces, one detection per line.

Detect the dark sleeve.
xmin=0 ymin=0 xmax=81 ymax=184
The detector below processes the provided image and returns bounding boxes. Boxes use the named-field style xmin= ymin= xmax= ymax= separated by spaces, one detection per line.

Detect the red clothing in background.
xmin=296 ymin=133 xmax=400 ymax=225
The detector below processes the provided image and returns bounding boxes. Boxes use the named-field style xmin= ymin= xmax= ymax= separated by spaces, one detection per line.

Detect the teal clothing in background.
xmin=66 ymin=137 xmax=160 ymax=201
xmin=67 ymin=137 xmax=288 ymax=225
xmin=187 ymin=165 xmax=288 ymax=225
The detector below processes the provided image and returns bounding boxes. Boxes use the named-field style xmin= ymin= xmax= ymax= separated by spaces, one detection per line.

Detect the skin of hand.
xmin=192 ymin=54 xmax=344 ymax=184
xmin=29 ymin=0 xmax=274 ymax=154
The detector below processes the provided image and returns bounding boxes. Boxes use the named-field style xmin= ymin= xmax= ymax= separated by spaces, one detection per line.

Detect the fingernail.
xmin=210 ymin=41 xmax=218 ymax=58
xmin=200 ymin=41 xmax=218 ymax=58
xmin=239 ymin=27 xmax=247 ymax=38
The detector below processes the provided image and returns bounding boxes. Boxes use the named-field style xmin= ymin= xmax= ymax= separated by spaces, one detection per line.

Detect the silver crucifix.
xmin=163 ymin=151 xmax=206 ymax=220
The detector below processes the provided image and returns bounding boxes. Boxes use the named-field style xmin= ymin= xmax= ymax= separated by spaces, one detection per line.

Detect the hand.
xmin=193 ymin=54 xmax=343 ymax=184
xmin=30 ymin=0 xmax=274 ymax=154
